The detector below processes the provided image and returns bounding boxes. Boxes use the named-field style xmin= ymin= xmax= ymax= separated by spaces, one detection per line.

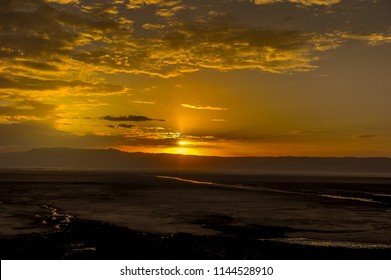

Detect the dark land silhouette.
xmin=1 ymin=148 xmax=391 ymax=175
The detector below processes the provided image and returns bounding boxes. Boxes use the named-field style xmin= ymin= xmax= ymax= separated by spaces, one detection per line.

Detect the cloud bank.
xmin=101 ymin=115 xmax=165 ymax=122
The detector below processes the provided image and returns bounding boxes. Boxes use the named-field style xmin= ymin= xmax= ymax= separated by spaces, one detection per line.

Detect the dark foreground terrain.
xmin=1 ymin=170 xmax=390 ymax=259
xmin=2 ymin=216 xmax=390 ymax=260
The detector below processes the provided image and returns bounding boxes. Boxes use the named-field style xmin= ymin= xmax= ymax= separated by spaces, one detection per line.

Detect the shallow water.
xmin=1 ymin=170 xmax=390 ymax=249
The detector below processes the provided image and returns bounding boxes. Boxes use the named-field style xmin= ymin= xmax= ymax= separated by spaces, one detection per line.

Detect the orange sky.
xmin=0 ymin=0 xmax=390 ymax=156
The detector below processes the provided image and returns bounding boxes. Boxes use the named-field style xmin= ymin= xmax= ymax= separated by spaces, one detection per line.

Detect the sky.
xmin=0 ymin=0 xmax=390 ymax=157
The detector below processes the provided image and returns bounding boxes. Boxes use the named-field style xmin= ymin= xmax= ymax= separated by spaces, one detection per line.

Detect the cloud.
xmin=105 ymin=124 xmax=135 ymax=129
xmin=0 ymin=76 xmax=65 ymax=91
xmin=0 ymin=0 xmax=81 ymax=57
xmin=253 ymin=0 xmax=341 ymax=5
xmin=131 ymin=100 xmax=156 ymax=105
xmin=287 ymin=0 xmax=341 ymax=6
xmin=46 ymin=0 xmax=80 ymax=4
xmin=101 ymin=115 xmax=165 ymax=122
xmin=142 ymin=23 xmax=166 ymax=30
xmin=19 ymin=61 xmax=59 ymax=72
xmin=0 ymin=99 xmax=56 ymax=120
xmin=0 ymin=0 xmax=318 ymax=78
xmin=353 ymin=134 xmax=376 ymax=139
xmin=340 ymin=33 xmax=391 ymax=46
xmin=0 ymin=121 xmax=180 ymax=151
xmin=126 ymin=0 xmax=184 ymax=14
xmin=0 ymin=121 xmax=128 ymax=149
xmin=286 ymin=130 xmax=303 ymax=135
xmin=73 ymin=99 xmax=109 ymax=108
xmin=211 ymin=119 xmax=226 ymax=122
xmin=127 ymin=0 xmax=341 ymax=9
xmin=0 ymin=0 xmax=131 ymax=95
xmin=118 ymin=124 xmax=135 ymax=128
xmin=181 ymin=104 xmax=228 ymax=111
xmin=1 ymin=0 xmax=388 ymax=85
xmin=0 ymin=73 xmax=126 ymax=95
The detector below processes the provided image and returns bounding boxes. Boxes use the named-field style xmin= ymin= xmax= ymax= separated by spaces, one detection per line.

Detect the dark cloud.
xmin=0 ymin=74 xmax=125 ymax=94
xmin=118 ymin=124 xmax=135 ymax=128
xmin=0 ymin=99 xmax=56 ymax=118
xmin=101 ymin=115 xmax=165 ymax=122
xmin=354 ymin=134 xmax=376 ymax=139
xmin=0 ymin=75 xmax=66 ymax=91
xmin=68 ymin=0 xmax=388 ymax=77
xmin=0 ymin=0 xmax=126 ymax=57
xmin=0 ymin=122 xmax=123 ymax=148
xmin=20 ymin=61 xmax=59 ymax=71
xmin=105 ymin=124 xmax=135 ymax=128
xmin=0 ymin=0 xmax=132 ymax=94
xmin=0 ymin=0 xmax=77 ymax=56
xmin=0 ymin=122 xmax=178 ymax=151
xmin=1 ymin=0 xmax=388 ymax=83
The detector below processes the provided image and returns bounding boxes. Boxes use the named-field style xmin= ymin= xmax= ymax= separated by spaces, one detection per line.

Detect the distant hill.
xmin=0 ymin=147 xmax=391 ymax=175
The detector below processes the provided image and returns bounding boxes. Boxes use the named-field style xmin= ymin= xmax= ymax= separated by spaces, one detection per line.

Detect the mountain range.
xmin=0 ymin=148 xmax=390 ymax=175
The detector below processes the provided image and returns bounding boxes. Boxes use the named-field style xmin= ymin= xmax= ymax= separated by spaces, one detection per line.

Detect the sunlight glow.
xmin=178 ymin=140 xmax=192 ymax=146
xmin=164 ymin=146 xmax=200 ymax=156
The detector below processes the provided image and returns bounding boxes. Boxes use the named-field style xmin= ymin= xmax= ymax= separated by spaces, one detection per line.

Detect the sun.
xmin=160 ymin=140 xmax=200 ymax=155
xmin=178 ymin=140 xmax=191 ymax=146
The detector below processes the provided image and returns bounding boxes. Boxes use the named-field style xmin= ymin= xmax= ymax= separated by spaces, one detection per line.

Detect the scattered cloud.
xmin=131 ymin=100 xmax=156 ymax=105
xmin=0 ymin=121 xmax=133 ymax=149
xmin=142 ymin=23 xmax=166 ymax=30
xmin=181 ymin=104 xmax=228 ymax=111
xmin=141 ymin=86 xmax=157 ymax=92
xmin=0 ymin=0 xmax=388 ymax=86
xmin=0 ymin=121 xmax=185 ymax=151
xmin=286 ymin=0 xmax=342 ymax=6
xmin=18 ymin=61 xmax=59 ymax=72
xmin=46 ymin=0 xmax=80 ymax=4
xmin=353 ymin=134 xmax=376 ymax=139
xmin=0 ymin=72 xmax=127 ymax=96
xmin=340 ymin=33 xmax=391 ymax=46
xmin=211 ymin=119 xmax=226 ymax=122
xmin=0 ymin=0 xmax=131 ymax=96
xmin=118 ymin=124 xmax=135 ymax=128
xmin=286 ymin=130 xmax=303 ymax=135
xmin=0 ymin=100 xmax=56 ymax=120
xmin=105 ymin=124 xmax=135 ymax=129
xmin=73 ymin=99 xmax=109 ymax=108
xmin=101 ymin=115 xmax=165 ymax=122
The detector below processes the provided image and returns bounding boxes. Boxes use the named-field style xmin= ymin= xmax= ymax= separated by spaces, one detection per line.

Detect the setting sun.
xmin=164 ymin=146 xmax=200 ymax=156
xmin=178 ymin=140 xmax=192 ymax=146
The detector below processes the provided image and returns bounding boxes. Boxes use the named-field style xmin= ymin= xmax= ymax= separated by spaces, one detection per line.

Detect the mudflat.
xmin=1 ymin=170 xmax=390 ymax=259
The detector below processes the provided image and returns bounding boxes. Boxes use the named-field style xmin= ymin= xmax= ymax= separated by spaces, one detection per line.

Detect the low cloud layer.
xmin=181 ymin=104 xmax=228 ymax=111
xmin=260 ymin=0 xmax=342 ymax=6
xmin=0 ymin=99 xmax=56 ymax=121
xmin=101 ymin=115 xmax=165 ymax=122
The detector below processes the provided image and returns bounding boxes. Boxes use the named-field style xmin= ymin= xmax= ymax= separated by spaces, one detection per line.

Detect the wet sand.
xmin=1 ymin=170 xmax=390 ymax=259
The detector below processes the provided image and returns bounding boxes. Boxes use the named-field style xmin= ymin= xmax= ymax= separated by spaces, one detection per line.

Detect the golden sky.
xmin=0 ymin=0 xmax=390 ymax=156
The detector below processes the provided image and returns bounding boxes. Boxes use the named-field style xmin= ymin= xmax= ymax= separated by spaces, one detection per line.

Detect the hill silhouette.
xmin=0 ymin=148 xmax=390 ymax=175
